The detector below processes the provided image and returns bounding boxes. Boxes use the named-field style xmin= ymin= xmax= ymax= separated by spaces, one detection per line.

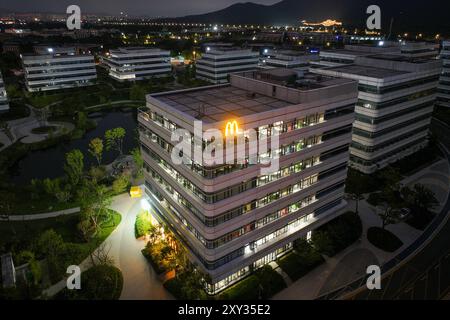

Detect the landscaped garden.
xmin=54 ymin=265 xmax=123 ymax=300
xmin=367 ymin=227 xmax=403 ymax=252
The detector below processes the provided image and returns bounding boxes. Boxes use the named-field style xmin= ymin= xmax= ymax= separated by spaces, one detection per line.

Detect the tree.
xmin=64 ymin=149 xmax=84 ymax=187
xmin=348 ymin=190 xmax=364 ymax=213
xmin=105 ymin=127 xmax=126 ymax=156
xmin=408 ymin=184 xmax=439 ymax=213
xmin=311 ymin=231 xmax=333 ymax=256
xmin=377 ymin=202 xmax=402 ymax=230
xmin=77 ymin=180 xmax=112 ymax=233
xmin=88 ymin=138 xmax=104 ymax=166
xmin=0 ymin=120 xmax=14 ymax=142
xmin=131 ymin=147 xmax=144 ymax=178
xmin=90 ymin=242 xmax=114 ymax=266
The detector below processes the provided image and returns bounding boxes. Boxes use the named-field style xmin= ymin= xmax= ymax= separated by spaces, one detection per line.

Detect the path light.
xmin=140 ymin=198 xmax=151 ymax=211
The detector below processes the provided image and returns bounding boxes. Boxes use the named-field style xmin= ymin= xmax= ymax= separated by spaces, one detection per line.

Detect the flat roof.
xmin=156 ymin=85 xmax=290 ymax=123
xmin=324 ymin=64 xmax=408 ymax=78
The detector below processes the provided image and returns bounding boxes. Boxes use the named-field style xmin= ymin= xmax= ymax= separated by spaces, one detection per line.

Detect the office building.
xmin=196 ymin=47 xmax=259 ymax=84
xmin=260 ymin=50 xmax=319 ymax=71
xmin=103 ymin=47 xmax=171 ymax=81
xmin=0 ymin=73 xmax=9 ymax=113
xmin=313 ymin=54 xmax=441 ymax=174
xmin=22 ymin=47 xmax=97 ymax=92
xmin=138 ymin=68 xmax=358 ymax=293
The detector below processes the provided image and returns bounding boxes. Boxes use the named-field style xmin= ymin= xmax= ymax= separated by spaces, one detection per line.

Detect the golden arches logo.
xmin=225 ymin=121 xmax=239 ymax=137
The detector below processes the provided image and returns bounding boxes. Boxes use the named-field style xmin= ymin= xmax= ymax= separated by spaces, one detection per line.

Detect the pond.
xmin=9 ymin=109 xmax=139 ymax=185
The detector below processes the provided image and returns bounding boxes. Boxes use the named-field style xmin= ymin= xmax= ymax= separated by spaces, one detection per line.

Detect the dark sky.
xmin=0 ymin=0 xmax=279 ymax=17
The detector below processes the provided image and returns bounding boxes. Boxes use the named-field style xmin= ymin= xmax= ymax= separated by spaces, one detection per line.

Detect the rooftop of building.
xmin=109 ymin=47 xmax=169 ymax=55
xmin=322 ymin=64 xmax=408 ymax=78
xmin=150 ymin=68 xmax=355 ymax=124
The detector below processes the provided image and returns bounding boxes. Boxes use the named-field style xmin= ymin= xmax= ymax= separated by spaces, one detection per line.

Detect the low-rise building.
xmin=313 ymin=54 xmax=442 ymax=174
xmin=437 ymin=40 xmax=450 ymax=108
xmin=22 ymin=47 xmax=97 ymax=92
xmin=0 ymin=73 xmax=9 ymax=113
xmin=196 ymin=47 xmax=259 ymax=84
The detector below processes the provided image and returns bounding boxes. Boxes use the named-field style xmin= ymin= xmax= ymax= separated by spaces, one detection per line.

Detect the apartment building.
xmin=313 ymin=54 xmax=442 ymax=174
xmin=22 ymin=47 xmax=97 ymax=92
xmin=260 ymin=50 xmax=319 ymax=71
xmin=0 ymin=73 xmax=9 ymax=113
xmin=103 ymin=47 xmax=171 ymax=81
xmin=196 ymin=47 xmax=259 ymax=84
xmin=437 ymin=40 xmax=450 ymax=108
xmin=138 ymin=68 xmax=358 ymax=293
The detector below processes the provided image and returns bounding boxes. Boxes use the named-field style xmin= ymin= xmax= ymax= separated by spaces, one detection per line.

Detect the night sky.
xmin=0 ymin=0 xmax=279 ymax=17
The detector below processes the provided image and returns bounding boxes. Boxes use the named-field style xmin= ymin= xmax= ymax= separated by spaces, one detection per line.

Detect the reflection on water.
xmin=9 ymin=109 xmax=139 ymax=185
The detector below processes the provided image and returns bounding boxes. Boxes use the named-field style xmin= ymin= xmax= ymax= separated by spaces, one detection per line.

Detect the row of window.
xmin=357 ymin=88 xmax=436 ymax=110
xmin=148 ymin=182 xmax=343 ymax=271
xmin=351 ymin=125 xmax=429 ymax=153
xmin=350 ymin=136 xmax=428 ymax=167
xmin=358 ymin=75 xmax=440 ymax=94
xmin=144 ymin=160 xmax=347 ymax=228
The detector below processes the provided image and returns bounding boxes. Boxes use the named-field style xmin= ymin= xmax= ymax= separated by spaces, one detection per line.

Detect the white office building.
xmin=313 ymin=54 xmax=442 ymax=174
xmin=22 ymin=47 xmax=97 ymax=92
xmin=437 ymin=41 xmax=450 ymax=108
xmin=103 ymin=47 xmax=171 ymax=81
xmin=138 ymin=68 xmax=358 ymax=293
xmin=196 ymin=47 xmax=259 ymax=84
xmin=260 ymin=50 xmax=319 ymax=71
xmin=0 ymin=73 xmax=9 ymax=113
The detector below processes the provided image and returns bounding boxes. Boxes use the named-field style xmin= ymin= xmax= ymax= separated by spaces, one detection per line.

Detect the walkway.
xmin=273 ymin=158 xmax=450 ymax=300
xmin=42 ymin=193 xmax=173 ymax=300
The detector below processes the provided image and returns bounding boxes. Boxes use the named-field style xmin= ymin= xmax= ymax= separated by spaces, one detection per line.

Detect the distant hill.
xmin=162 ymin=0 xmax=450 ymax=33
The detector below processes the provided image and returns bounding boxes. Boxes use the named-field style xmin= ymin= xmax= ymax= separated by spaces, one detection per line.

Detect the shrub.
xmin=367 ymin=227 xmax=403 ymax=252
xmin=135 ymin=211 xmax=154 ymax=238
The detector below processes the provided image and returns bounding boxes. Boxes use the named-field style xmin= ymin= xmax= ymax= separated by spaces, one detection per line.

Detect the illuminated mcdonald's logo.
xmin=225 ymin=120 xmax=239 ymax=137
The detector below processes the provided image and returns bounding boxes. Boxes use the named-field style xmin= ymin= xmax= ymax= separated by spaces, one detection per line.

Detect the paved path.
xmin=43 ymin=193 xmax=172 ymax=300
xmin=1 ymin=207 xmax=80 ymax=221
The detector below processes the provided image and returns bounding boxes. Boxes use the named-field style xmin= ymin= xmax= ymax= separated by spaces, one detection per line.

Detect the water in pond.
xmin=9 ymin=109 xmax=139 ymax=185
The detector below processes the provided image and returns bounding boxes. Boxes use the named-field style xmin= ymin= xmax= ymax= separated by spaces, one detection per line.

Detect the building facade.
xmin=0 ymin=73 xmax=9 ymax=113
xmin=313 ymin=54 xmax=442 ymax=174
xmin=437 ymin=41 xmax=450 ymax=108
xmin=138 ymin=69 xmax=358 ymax=294
xmin=260 ymin=50 xmax=319 ymax=71
xmin=196 ymin=47 xmax=259 ymax=84
xmin=103 ymin=47 xmax=171 ymax=81
xmin=22 ymin=47 xmax=97 ymax=92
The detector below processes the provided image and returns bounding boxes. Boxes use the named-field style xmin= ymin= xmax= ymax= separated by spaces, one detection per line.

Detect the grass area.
xmin=54 ymin=265 xmax=123 ymax=300
xmin=367 ymin=227 xmax=403 ymax=252
xmin=217 ymin=266 xmax=286 ymax=300
xmin=278 ymin=241 xmax=324 ymax=281
xmin=312 ymin=211 xmax=363 ymax=257
xmin=0 ymin=211 xmax=121 ymax=262
xmin=31 ymin=126 xmax=58 ymax=135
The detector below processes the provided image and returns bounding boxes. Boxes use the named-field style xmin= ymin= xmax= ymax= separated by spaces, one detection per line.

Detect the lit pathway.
xmin=42 ymin=193 xmax=173 ymax=300
xmin=108 ymin=193 xmax=173 ymax=300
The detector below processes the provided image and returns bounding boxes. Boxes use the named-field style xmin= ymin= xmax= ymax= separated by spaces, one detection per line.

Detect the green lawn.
xmin=217 ymin=266 xmax=286 ymax=300
xmin=367 ymin=227 xmax=403 ymax=252
xmin=278 ymin=250 xmax=324 ymax=281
